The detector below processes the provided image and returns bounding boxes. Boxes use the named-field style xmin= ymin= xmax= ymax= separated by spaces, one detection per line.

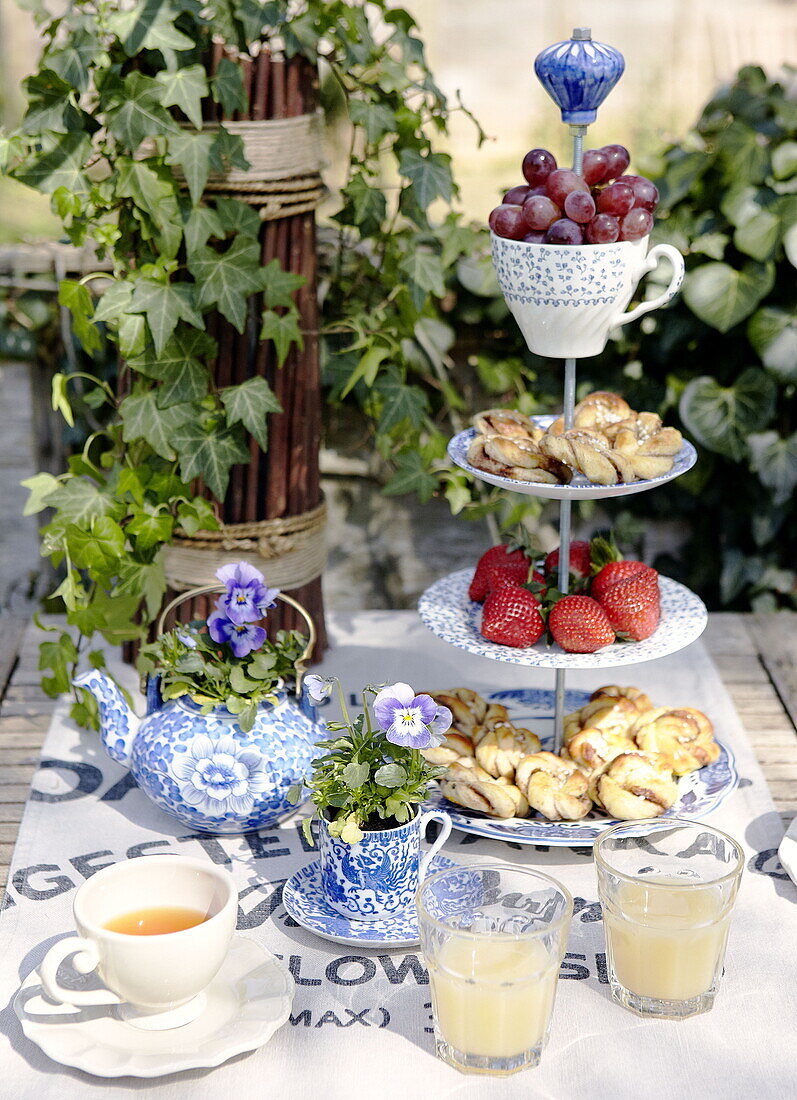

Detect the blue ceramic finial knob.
xmin=534 ymin=28 xmax=625 ymax=125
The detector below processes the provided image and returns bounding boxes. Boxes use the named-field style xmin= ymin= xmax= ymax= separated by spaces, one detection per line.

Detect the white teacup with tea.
xmin=37 ymin=855 xmax=237 ymax=1030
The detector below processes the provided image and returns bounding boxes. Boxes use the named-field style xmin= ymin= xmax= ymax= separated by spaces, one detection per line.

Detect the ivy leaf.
xmin=119 ymin=390 xmax=194 ymax=460
xmin=400 ymin=248 xmax=445 ymax=298
xmin=374 ymin=373 xmax=428 ymax=432
xmin=109 ymin=0 xmax=192 ymax=56
xmin=682 ymin=261 xmax=774 ymax=332
xmin=189 ymin=238 xmax=267 ymax=332
xmin=69 ymin=591 xmax=143 ymax=642
xmin=21 ymin=472 xmax=61 ymax=516
xmin=183 ymin=204 xmax=225 ymax=258
xmin=105 ymin=72 xmax=178 ymax=149
xmin=51 ymin=372 xmax=73 ymax=427
xmin=398 ymin=149 xmax=454 ymax=209
xmin=46 ymin=28 xmax=100 ymax=93
xmin=13 ymin=131 xmax=91 ymax=195
xmin=260 ymin=308 xmax=304 ymax=367
xmin=92 ymin=280 xmax=133 ymax=323
xmin=748 ymin=431 xmax=797 ymax=505
xmin=679 ymin=368 xmax=777 ymax=461
xmin=128 ymin=278 xmax=203 ymax=354
xmin=340 ymin=345 xmax=387 ymax=397
xmin=221 ymin=377 xmax=282 ymax=450
xmin=21 ymin=69 xmax=82 ymax=133
xmin=212 ymin=58 xmax=247 ymax=115
xmin=115 ymin=158 xmax=176 ymax=223
xmin=42 ymin=477 xmax=123 ymax=529
xmin=156 ymin=359 xmax=210 ymax=408
xmin=57 ymin=279 xmax=101 ymax=354
xmin=383 ymin=451 xmax=438 ymax=501
xmin=127 ymin=510 xmax=174 ymax=550
xmin=130 ymin=327 xmax=216 ymax=379
xmin=210 ymin=126 xmax=248 ymax=173
xmin=747 ymin=307 xmax=797 ymax=381
xmin=176 ymin=496 xmax=218 ymax=536
xmin=118 ymin=313 xmax=148 ymax=359
xmin=374 ymin=763 xmax=407 ymax=788
xmin=173 ymin=422 xmax=250 ymax=498
xmin=349 ymin=99 xmax=396 ymax=143
xmin=214 ymin=195 xmax=261 ymax=238
xmin=65 ymin=516 xmax=126 ymax=574
xmin=155 ymin=64 xmax=208 ymax=128
xmin=733 ymin=210 xmax=780 ymax=262
xmin=341 ymin=173 xmax=387 ymax=236
xmin=261 ymin=258 xmax=306 ymax=310
xmin=165 ymin=130 xmax=215 ymax=205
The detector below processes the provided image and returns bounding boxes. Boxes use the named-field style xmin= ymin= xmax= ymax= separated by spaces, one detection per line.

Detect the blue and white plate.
xmin=424 ymin=688 xmax=738 ymax=847
xmin=448 ymin=417 xmax=697 ymax=501
xmin=283 ymin=855 xmax=457 ymax=948
xmin=419 ymin=569 xmax=707 ymax=670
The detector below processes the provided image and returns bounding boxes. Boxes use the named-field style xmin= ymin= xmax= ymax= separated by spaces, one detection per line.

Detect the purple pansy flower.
xmin=373 ymin=682 xmax=452 ymax=749
xmin=215 ymin=561 xmax=279 ymax=625
xmin=176 ymin=630 xmax=197 ymax=649
xmin=304 ymin=674 xmax=334 ymax=703
xmin=207 ymin=607 xmax=266 ymax=658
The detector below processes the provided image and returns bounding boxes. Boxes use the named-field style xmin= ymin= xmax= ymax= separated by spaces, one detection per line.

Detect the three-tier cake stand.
xmin=418 ymin=30 xmax=736 ymax=846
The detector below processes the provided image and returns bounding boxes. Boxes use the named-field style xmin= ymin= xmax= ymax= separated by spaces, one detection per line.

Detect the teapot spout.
xmin=73 ymin=669 xmax=139 ymax=767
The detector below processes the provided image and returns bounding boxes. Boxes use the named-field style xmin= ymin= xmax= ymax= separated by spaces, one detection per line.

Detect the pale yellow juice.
xmin=428 ymin=937 xmax=558 ymax=1058
xmin=604 ymin=877 xmax=730 ymax=1000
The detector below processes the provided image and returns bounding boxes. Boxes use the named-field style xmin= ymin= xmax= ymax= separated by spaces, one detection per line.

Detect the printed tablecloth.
xmin=1 ymin=611 xmax=795 ymax=1099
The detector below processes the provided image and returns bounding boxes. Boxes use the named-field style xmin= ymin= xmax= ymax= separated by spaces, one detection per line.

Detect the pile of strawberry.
xmin=469 ymin=537 xmax=660 ymax=654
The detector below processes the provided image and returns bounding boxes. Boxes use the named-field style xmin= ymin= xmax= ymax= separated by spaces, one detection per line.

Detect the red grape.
xmin=544 ymin=218 xmax=584 ymax=245
xmin=564 ymin=190 xmax=596 ymax=224
xmin=597 ymin=181 xmax=635 ymax=217
xmin=504 ymin=184 xmax=532 ymax=205
xmin=490 ymin=203 xmax=527 ymax=240
xmin=619 ymin=208 xmax=653 ymax=241
xmin=522 ymin=231 xmax=546 ymax=243
xmin=630 ymin=176 xmax=659 ymax=213
xmin=585 ymin=214 xmax=620 ymax=244
xmin=600 ymin=144 xmax=630 ymax=182
xmin=581 ymin=149 xmax=609 ymax=186
xmin=522 ymin=148 xmax=557 ymax=187
xmin=545 ymin=169 xmax=589 ymax=207
xmin=522 ymin=194 xmax=560 ymax=231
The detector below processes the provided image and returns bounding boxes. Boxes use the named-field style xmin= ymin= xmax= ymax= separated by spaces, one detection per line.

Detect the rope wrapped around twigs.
xmin=164 ymin=499 xmax=327 ymax=592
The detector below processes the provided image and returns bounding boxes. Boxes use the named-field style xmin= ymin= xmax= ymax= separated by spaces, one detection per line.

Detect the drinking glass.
xmin=595 ymin=818 xmax=744 ymax=1019
xmin=416 ymin=863 xmax=572 ymax=1076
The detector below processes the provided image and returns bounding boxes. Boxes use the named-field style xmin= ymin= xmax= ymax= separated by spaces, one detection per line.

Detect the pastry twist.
xmin=631 ymin=707 xmax=719 ymax=775
xmin=430 ymin=689 xmax=487 ymax=734
xmin=421 ymin=730 xmax=476 ymax=767
xmin=514 ymin=752 xmax=592 ymax=821
xmin=439 ymin=760 xmax=529 ymax=819
xmin=467 ymin=433 xmax=572 ymax=484
xmin=563 ymin=726 xmax=636 ymax=775
xmin=539 ymin=429 xmax=635 ymax=486
xmin=589 ymin=751 xmax=678 ymax=819
xmin=473 ymin=408 xmax=543 ymax=441
xmin=475 ymin=724 xmax=542 ymax=778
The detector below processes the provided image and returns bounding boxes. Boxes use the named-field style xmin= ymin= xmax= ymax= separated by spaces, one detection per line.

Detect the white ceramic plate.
xmin=14 ymin=937 xmax=293 ymax=1078
xmin=448 ymin=417 xmax=697 ymax=501
xmin=423 ymin=688 xmax=738 ymax=847
xmin=418 ymin=568 xmax=707 ymax=670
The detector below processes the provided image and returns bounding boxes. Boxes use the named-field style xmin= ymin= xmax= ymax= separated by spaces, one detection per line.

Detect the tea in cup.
xmin=37 ymin=855 xmax=237 ymax=1029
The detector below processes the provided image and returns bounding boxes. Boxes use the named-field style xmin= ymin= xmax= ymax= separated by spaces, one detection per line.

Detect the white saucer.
xmin=284 ymin=855 xmax=456 ymax=949
xmin=14 ymin=937 xmax=293 ymax=1078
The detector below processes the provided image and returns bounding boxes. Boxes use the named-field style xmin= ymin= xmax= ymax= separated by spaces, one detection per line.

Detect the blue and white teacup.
xmin=318 ymin=809 xmax=452 ymax=923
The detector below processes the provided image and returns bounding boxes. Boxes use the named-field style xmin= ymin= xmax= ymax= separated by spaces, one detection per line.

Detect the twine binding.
xmin=164 ymin=500 xmax=327 ymax=592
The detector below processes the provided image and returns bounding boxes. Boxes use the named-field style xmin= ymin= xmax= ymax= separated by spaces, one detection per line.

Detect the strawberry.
xmin=483 ymin=558 xmax=532 ymax=594
xmin=597 ymin=566 xmax=660 ymax=641
xmin=591 ymin=559 xmax=649 ymax=603
xmin=545 ymin=540 xmax=591 ymax=580
xmin=469 ymin=544 xmax=530 ymax=602
xmin=481 ymin=585 xmax=544 ymax=648
xmin=548 ymin=595 xmax=616 ymax=653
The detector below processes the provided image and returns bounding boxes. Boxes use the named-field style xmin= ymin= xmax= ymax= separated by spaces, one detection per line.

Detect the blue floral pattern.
xmin=422 ymin=688 xmax=738 ymax=847
xmin=418 ymin=569 xmax=707 ymax=670
xmin=76 ymin=670 xmax=323 ymax=833
xmin=534 ymin=34 xmax=625 ymax=125
xmin=491 ymin=233 xmax=635 ymax=308
xmin=284 ymin=855 xmax=457 ymax=948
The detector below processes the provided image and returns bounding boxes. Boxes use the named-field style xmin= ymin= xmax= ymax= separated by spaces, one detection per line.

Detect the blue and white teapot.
xmin=76 ymin=588 xmax=323 ymax=834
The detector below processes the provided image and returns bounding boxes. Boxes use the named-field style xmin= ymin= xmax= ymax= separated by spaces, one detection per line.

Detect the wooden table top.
xmin=1 ymin=613 xmax=795 ymax=890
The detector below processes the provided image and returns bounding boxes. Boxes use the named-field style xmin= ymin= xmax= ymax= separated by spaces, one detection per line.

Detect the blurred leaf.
xmin=748 ymin=430 xmax=797 ymax=505
xmin=679 ymin=368 xmax=776 ymax=460
xmin=748 ymin=307 xmax=797 ymax=381
xmin=682 ymin=261 xmax=774 ymax=332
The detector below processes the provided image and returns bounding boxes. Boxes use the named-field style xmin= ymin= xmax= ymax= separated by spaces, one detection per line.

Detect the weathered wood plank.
xmin=745 ymin=612 xmax=797 ymax=733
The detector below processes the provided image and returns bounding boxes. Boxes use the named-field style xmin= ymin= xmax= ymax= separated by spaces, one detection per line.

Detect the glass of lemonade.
xmin=595 ymin=818 xmax=744 ymax=1019
xmin=416 ymin=864 xmax=572 ymax=1076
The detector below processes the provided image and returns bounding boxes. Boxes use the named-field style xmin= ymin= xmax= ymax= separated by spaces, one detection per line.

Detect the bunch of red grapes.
xmin=489 ymin=145 xmax=660 ymax=246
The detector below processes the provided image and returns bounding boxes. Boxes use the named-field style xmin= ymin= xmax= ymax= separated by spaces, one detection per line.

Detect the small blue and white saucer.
xmin=283 ymin=855 xmax=456 ymax=949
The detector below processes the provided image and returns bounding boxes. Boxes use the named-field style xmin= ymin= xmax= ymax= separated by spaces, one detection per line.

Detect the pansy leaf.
xmin=220 ymin=377 xmax=282 ymax=450
xmin=341 ymin=761 xmax=369 ymax=789
xmin=374 ymin=763 xmax=407 ymax=788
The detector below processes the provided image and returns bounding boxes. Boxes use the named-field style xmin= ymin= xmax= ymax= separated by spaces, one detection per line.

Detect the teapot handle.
xmin=156 ymin=585 xmax=317 ymax=696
